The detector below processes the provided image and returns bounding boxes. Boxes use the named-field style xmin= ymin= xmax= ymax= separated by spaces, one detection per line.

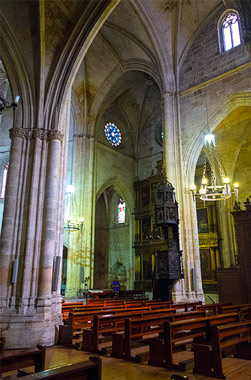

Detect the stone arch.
xmin=184 ymin=92 xmax=251 ymax=185
xmin=0 ymin=18 xmax=34 ymax=128
xmin=95 ymin=177 xmax=135 ymax=289
xmin=179 ymin=3 xmax=223 ymax=70
xmin=131 ymin=0 xmax=175 ymax=92
xmin=45 ymin=0 xmax=121 ymax=133
xmin=88 ymin=60 xmax=162 ymax=136
xmin=96 ymin=176 xmax=134 ymax=215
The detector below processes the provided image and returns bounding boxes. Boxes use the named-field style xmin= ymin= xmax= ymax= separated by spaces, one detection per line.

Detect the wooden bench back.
xmin=83 ymin=308 xmax=177 ymax=352
xmin=171 ymin=301 xmax=202 ymax=311
xmin=62 ymin=303 xmax=146 ymax=320
xmin=218 ymin=303 xmax=251 ymax=319
xmin=94 ymin=308 xmax=177 ymax=330
xmin=0 ymin=345 xmax=46 ymax=376
xmin=70 ymin=306 xmax=152 ymax=329
xmin=124 ymin=310 xmax=206 ymax=343
xmin=196 ymin=302 xmax=232 ymax=315
xmin=211 ymin=320 xmax=251 ymax=350
xmin=17 ymin=356 xmax=101 ymax=380
xmin=164 ymin=312 xmax=240 ymax=344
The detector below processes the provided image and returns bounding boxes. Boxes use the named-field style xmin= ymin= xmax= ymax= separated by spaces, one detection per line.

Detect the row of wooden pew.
xmin=60 ymin=298 xmax=250 ymax=349
xmin=59 ymin=299 xmax=202 ymax=348
xmin=0 ymin=341 xmax=101 ymax=379
xmin=65 ymin=300 xmax=251 ymax=379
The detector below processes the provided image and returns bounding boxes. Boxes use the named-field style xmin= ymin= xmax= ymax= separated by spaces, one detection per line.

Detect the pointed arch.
xmin=96 ymin=176 xmax=134 ymax=215
xmin=184 ymin=92 xmax=251 ymax=184
xmin=0 ymin=18 xmax=34 ymax=128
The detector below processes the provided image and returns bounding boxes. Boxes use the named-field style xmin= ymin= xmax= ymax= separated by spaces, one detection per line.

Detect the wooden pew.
xmin=171 ymin=301 xmax=202 ymax=312
xmin=62 ymin=301 xmax=174 ymax=322
xmin=16 ymin=356 xmax=101 ymax=380
xmin=144 ymin=301 xmax=172 ymax=309
xmin=119 ymin=290 xmax=146 ymax=299
xmin=59 ymin=306 xmax=152 ymax=347
xmin=83 ymin=308 xmax=178 ymax=353
xmin=62 ymin=301 xmax=147 ymax=321
xmin=218 ymin=303 xmax=251 ymax=320
xmin=111 ymin=310 xmax=206 ymax=362
xmin=0 ymin=345 xmax=46 ymax=377
xmin=196 ymin=302 xmax=232 ymax=315
xmin=149 ymin=312 xmax=240 ymax=370
xmin=89 ymin=297 xmax=147 ymax=304
xmin=193 ymin=320 xmax=251 ymax=379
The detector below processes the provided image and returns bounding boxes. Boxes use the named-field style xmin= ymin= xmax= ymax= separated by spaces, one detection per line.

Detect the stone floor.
xmin=43 ymin=345 xmax=251 ymax=380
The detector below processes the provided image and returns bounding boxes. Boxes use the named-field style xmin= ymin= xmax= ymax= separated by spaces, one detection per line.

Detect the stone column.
xmin=217 ymin=201 xmax=236 ymax=267
xmin=0 ymin=128 xmax=27 ymax=308
xmin=162 ymin=92 xmax=204 ymax=302
xmin=0 ymin=127 xmax=64 ymax=348
xmin=162 ymin=91 xmax=179 ymax=186
xmin=37 ymin=131 xmax=64 ymax=302
xmin=65 ymin=133 xmax=95 ymax=297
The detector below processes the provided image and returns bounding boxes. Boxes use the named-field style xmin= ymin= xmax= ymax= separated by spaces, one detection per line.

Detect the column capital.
xmin=9 ymin=128 xmax=64 ymax=142
xmin=162 ymin=91 xmax=176 ymax=98
xmin=47 ymin=130 xmax=64 ymax=142
xmin=73 ymin=133 xmax=94 ymax=140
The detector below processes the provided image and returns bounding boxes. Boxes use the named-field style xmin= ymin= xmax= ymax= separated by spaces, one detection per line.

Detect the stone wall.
xmin=96 ymin=142 xmax=135 ymax=289
xmin=108 ymin=192 xmax=131 ymax=290
xmin=180 ymin=8 xmax=250 ymax=92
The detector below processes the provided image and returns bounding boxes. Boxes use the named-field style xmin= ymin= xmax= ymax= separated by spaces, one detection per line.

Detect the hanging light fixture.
xmin=189 ymin=0 xmax=239 ymax=203
xmin=191 ymin=134 xmax=239 ymax=202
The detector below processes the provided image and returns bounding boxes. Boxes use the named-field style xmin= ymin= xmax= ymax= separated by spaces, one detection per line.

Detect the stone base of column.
xmin=172 ymin=288 xmax=205 ymax=303
xmin=0 ymin=297 xmax=62 ymax=349
xmin=0 ymin=320 xmax=58 ymax=349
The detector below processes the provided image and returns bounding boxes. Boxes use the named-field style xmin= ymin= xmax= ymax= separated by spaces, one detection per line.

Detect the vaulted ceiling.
xmin=72 ymin=0 xmax=223 ymax=157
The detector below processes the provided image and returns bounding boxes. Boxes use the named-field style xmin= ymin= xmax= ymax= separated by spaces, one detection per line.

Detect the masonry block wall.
xmin=179 ymin=6 xmax=251 ymax=187
xmin=180 ymin=8 xmax=250 ymax=92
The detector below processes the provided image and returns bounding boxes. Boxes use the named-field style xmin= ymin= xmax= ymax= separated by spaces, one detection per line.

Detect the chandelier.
xmin=191 ymin=134 xmax=239 ymax=202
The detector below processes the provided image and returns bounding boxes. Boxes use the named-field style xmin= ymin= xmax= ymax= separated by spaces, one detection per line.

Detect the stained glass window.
xmin=0 ymin=163 xmax=9 ymax=199
xmin=118 ymin=198 xmax=126 ymax=224
xmin=222 ymin=13 xmax=241 ymax=51
xmin=104 ymin=122 xmax=122 ymax=147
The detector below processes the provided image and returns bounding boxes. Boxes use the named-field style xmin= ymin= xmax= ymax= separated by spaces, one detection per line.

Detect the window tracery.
xmin=118 ymin=198 xmax=126 ymax=224
xmin=104 ymin=122 xmax=122 ymax=147
xmin=219 ymin=11 xmax=241 ymax=52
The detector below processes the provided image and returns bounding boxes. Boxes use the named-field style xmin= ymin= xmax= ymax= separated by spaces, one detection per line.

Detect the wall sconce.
xmin=0 ymin=92 xmax=20 ymax=115
xmin=190 ymin=184 xmax=197 ymax=200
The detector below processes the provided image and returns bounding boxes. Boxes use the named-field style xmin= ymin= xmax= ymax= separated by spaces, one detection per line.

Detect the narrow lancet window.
xmin=118 ymin=198 xmax=126 ymax=224
xmin=222 ymin=12 xmax=241 ymax=51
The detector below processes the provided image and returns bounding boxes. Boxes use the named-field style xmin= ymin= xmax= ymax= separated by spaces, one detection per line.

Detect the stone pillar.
xmin=0 ymin=127 xmax=64 ymax=348
xmin=0 ymin=128 xmax=27 ymax=308
xmin=65 ymin=133 xmax=95 ymax=297
xmin=162 ymin=92 xmax=179 ymax=186
xmin=37 ymin=130 xmax=64 ymax=301
xmin=217 ymin=202 xmax=236 ymax=267
xmin=162 ymin=92 xmax=204 ymax=303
